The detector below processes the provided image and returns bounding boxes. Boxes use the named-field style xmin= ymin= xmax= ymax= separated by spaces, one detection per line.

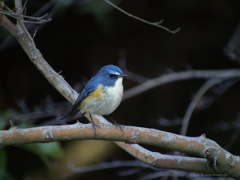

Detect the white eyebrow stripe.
xmin=111 ymin=72 xmax=120 ymax=75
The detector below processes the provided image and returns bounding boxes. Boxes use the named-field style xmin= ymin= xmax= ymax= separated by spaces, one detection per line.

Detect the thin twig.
xmin=0 ymin=9 xmax=51 ymax=23
xmin=104 ymin=0 xmax=180 ymax=34
xmin=180 ymin=77 xmax=240 ymax=136
xmin=0 ymin=0 xmax=55 ymax=51
xmin=14 ymin=0 xmax=33 ymax=42
xmin=59 ymin=160 xmax=154 ymax=180
xmin=180 ymin=78 xmax=222 ymax=136
xmin=0 ymin=1 xmax=4 ymax=23
xmin=123 ymin=69 xmax=240 ymax=100
xmin=14 ymin=0 xmax=24 ymax=23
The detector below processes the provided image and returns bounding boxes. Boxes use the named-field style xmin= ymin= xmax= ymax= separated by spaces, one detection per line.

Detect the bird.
xmin=62 ymin=65 xmax=127 ymax=126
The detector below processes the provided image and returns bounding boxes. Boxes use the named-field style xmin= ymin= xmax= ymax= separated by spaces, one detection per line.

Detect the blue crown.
xmin=99 ymin=65 xmax=123 ymax=75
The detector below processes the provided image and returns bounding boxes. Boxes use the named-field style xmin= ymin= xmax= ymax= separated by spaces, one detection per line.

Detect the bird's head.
xmin=97 ymin=65 xmax=127 ymax=87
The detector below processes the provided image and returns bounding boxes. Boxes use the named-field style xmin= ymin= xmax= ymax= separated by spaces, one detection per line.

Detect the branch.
xmin=59 ymin=160 xmax=154 ymax=179
xmin=0 ymin=9 xmax=51 ymax=24
xmin=0 ymin=1 xmax=3 ymax=23
xmin=123 ymin=69 xmax=240 ymax=100
xmin=104 ymin=0 xmax=180 ymax=34
xmin=61 ymin=161 xmax=191 ymax=179
xmin=0 ymin=123 xmax=239 ymax=178
xmin=180 ymin=78 xmax=223 ymax=135
xmin=0 ymin=0 xmax=51 ymax=24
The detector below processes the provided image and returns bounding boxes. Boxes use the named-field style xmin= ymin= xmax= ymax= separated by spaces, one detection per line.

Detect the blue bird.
xmin=62 ymin=65 xmax=127 ymax=125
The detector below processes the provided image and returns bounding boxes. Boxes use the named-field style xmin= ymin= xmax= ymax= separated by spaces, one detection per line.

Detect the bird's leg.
xmin=82 ymin=112 xmax=97 ymax=136
xmin=88 ymin=113 xmax=100 ymax=126
xmin=88 ymin=113 xmax=100 ymax=136
xmin=106 ymin=115 xmax=123 ymax=133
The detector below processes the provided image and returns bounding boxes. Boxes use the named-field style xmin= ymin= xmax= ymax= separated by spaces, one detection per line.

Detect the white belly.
xmin=81 ymin=78 xmax=123 ymax=115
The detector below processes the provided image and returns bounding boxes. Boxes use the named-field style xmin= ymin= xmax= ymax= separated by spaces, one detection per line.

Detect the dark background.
xmin=1 ymin=0 xmax=240 ymax=179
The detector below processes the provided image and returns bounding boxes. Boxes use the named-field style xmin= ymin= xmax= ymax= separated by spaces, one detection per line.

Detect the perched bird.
xmin=62 ymin=65 xmax=127 ymax=125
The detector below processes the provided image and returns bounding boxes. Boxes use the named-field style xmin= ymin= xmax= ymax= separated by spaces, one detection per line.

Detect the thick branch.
xmin=1 ymin=124 xmax=239 ymax=177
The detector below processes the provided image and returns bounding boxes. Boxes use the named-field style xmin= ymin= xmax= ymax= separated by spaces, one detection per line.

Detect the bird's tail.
xmin=60 ymin=107 xmax=79 ymax=120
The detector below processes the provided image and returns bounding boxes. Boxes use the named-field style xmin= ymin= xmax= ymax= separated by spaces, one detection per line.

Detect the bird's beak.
xmin=120 ymin=74 xmax=127 ymax=77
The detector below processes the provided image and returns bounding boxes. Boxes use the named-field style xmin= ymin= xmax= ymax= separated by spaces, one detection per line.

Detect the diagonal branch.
xmin=180 ymin=78 xmax=223 ymax=136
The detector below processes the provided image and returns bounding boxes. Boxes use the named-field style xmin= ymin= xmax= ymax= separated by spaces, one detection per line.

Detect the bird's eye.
xmin=109 ymin=73 xmax=116 ymax=78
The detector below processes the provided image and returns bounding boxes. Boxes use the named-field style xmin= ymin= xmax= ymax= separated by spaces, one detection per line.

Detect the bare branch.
xmin=1 ymin=15 xmax=18 ymax=35
xmin=14 ymin=0 xmax=24 ymax=23
xmin=104 ymin=0 xmax=180 ymax=34
xmin=0 ymin=1 xmax=3 ymax=23
xmin=123 ymin=69 xmax=240 ymax=100
xmin=0 ymin=123 xmax=239 ymax=178
xmin=180 ymin=78 xmax=223 ymax=136
xmin=0 ymin=9 xmax=51 ymax=24
xmin=59 ymin=160 xmax=154 ymax=180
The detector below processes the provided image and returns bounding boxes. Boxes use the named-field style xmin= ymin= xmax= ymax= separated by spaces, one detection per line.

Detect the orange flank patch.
xmin=83 ymin=84 xmax=103 ymax=102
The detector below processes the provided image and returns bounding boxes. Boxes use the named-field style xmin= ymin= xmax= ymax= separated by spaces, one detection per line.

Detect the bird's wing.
xmin=61 ymin=78 xmax=98 ymax=120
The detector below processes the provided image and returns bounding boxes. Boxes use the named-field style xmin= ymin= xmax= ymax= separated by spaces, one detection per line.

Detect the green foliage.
xmin=22 ymin=142 xmax=63 ymax=166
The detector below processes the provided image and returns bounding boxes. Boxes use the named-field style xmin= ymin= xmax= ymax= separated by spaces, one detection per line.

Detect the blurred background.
xmin=1 ymin=0 xmax=240 ymax=179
